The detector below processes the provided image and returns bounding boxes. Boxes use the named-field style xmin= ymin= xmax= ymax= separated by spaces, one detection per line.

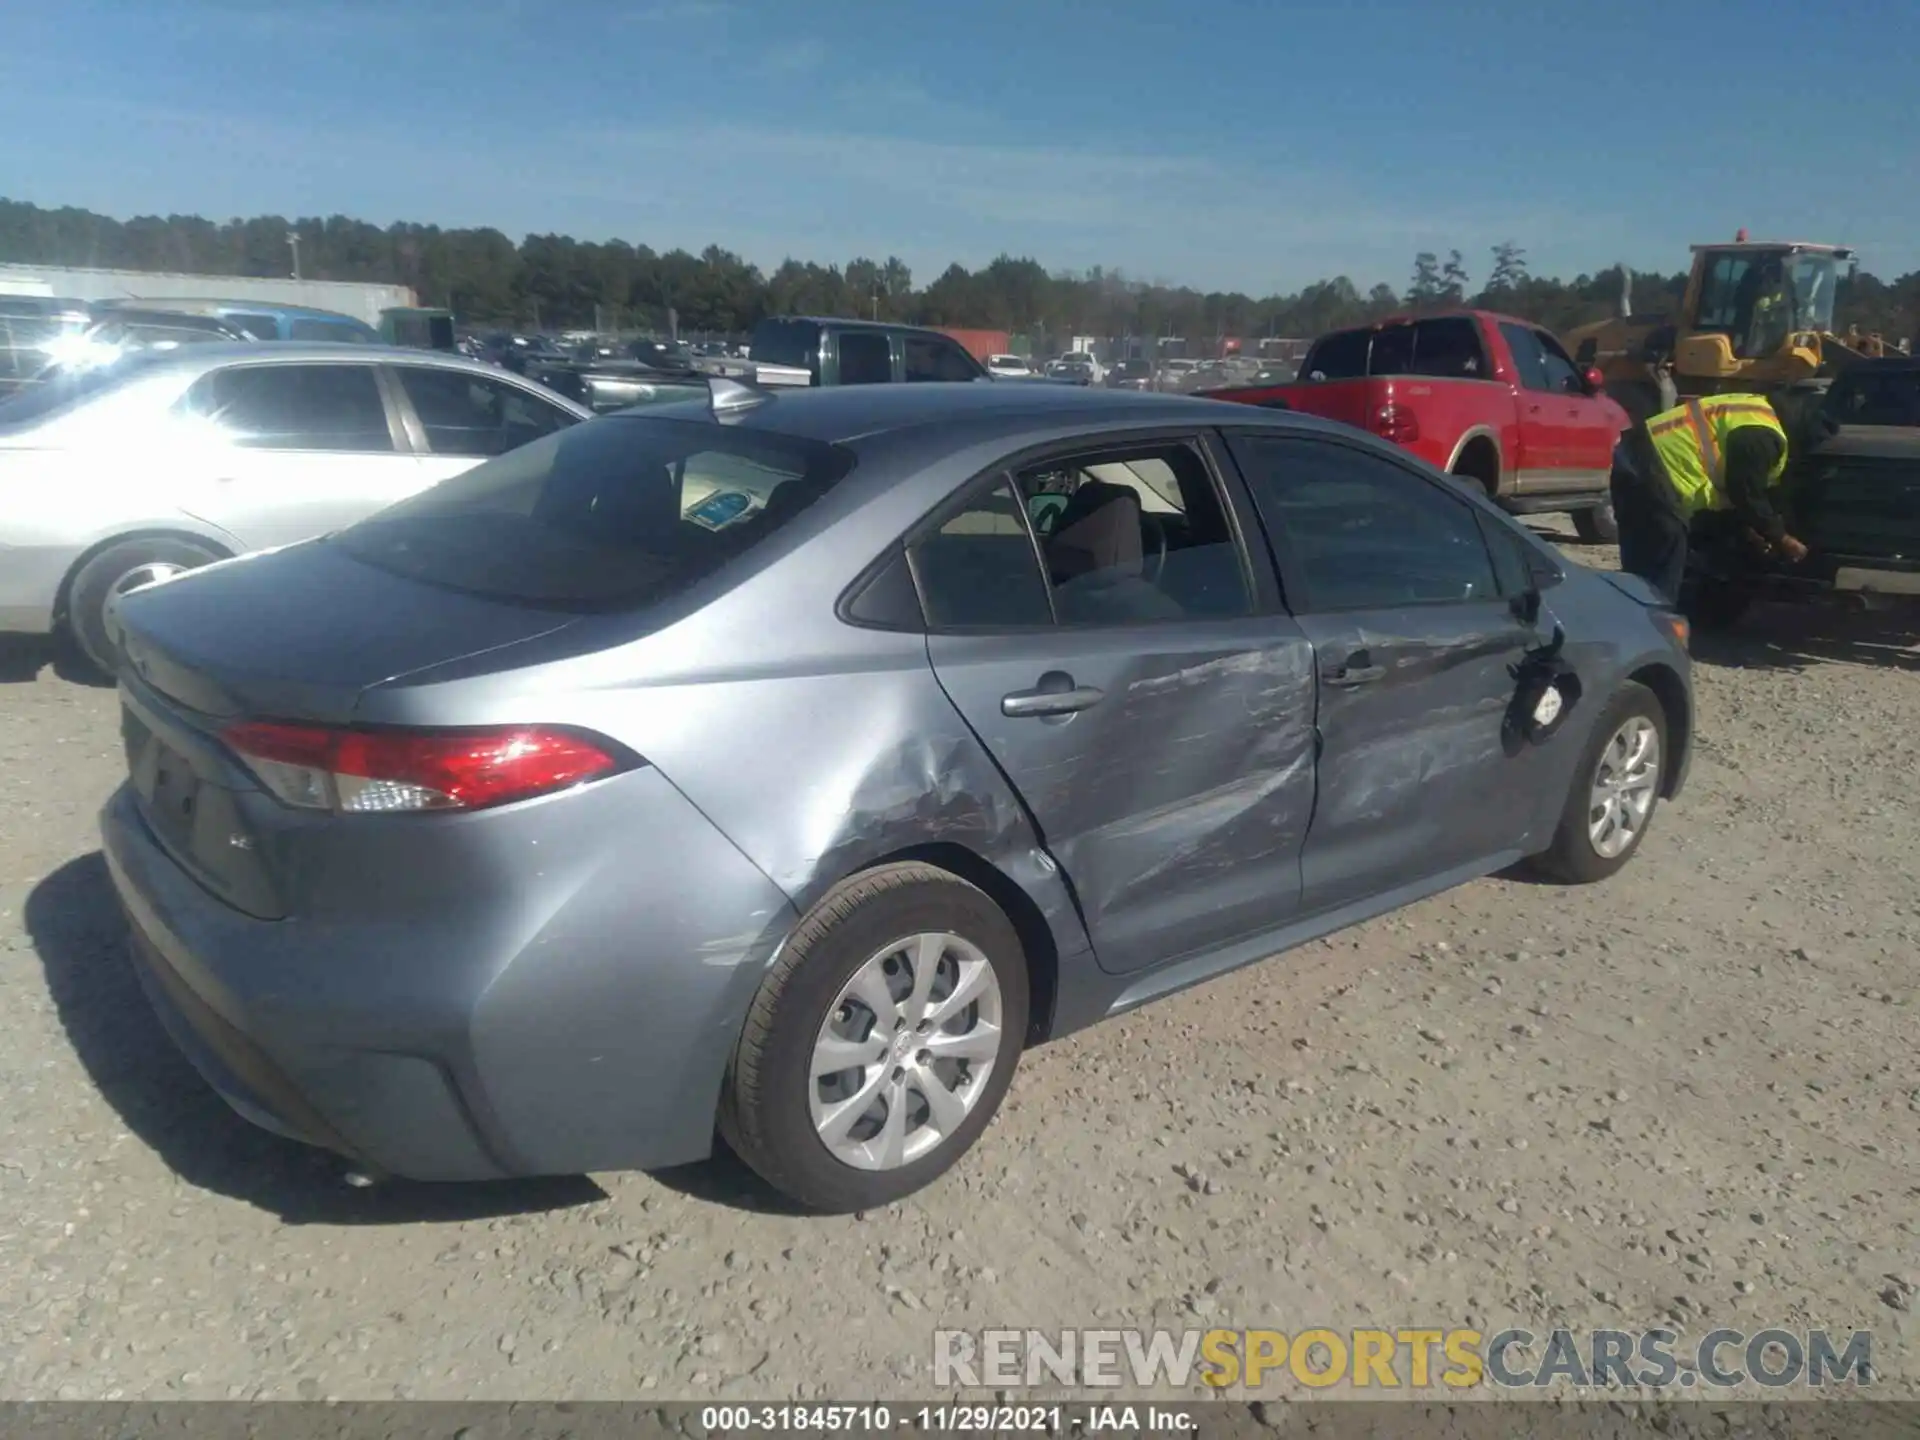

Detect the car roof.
xmin=97 ymin=341 xmax=514 ymax=372
xmin=758 ymin=315 xmax=966 ymax=339
xmin=611 ymin=378 xmax=1358 ymax=446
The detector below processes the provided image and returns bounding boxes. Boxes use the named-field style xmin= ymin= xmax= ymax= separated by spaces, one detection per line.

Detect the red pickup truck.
xmin=1204 ymin=310 xmax=1629 ymax=542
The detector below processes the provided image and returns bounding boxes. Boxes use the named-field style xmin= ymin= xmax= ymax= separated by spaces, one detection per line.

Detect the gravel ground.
xmin=1 ymin=534 xmax=1915 ymax=1405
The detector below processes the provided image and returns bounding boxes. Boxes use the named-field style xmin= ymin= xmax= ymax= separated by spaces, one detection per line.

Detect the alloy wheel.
xmin=808 ymin=932 xmax=1005 ymax=1171
xmin=1588 ymin=716 xmax=1661 ymax=859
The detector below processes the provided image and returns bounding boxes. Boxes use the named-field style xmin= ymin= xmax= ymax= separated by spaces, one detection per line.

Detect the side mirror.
xmin=1582 ymin=366 xmax=1606 ymax=395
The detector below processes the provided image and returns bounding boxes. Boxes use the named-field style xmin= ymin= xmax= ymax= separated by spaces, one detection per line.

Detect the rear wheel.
xmin=719 ymin=863 xmax=1029 ymax=1212
xmin=65 ymin=537 xmax=221 ymax=679
xmin=1572 ymin=501 xmax=1619 ymax=544
xmin=1528 ymin=681 xmax=1667 ymax=884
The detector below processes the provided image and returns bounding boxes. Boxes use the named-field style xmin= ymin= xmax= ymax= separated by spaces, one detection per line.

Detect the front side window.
xmin=396 ymin=366 xmax=577 ymax=457
xmin=333 ymin=416 xmax=855 ymax=611
xmin=186 ymin=363 xmax=395 ymax=452
xmin=1499 ymin=322 xmax=1551 ymax=392
xmin=1533 ymin=329 xmax=1584 ymax=394
xmin=904 ymin=336 xmax=981 ymax=382
xmin=1227 ymin=433 xmax=1499 ymax=611
xmin=837 ymin=332 xmax=893 ymax=385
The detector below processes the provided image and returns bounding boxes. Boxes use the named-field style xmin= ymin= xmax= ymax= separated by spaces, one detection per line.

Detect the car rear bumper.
xmin=100 ymin=772 xmax=800 ymax=1182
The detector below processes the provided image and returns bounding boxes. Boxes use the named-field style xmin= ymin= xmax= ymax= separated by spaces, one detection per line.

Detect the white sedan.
xmin=0 ymin=343 xmax=588 ymax=674
xmin=985 ymin=354 xmax=1037 ymax=379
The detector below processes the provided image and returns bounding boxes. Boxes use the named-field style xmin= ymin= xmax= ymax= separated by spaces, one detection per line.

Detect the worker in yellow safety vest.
xmin=1609 ymin=391 xmax=1808 ymax=603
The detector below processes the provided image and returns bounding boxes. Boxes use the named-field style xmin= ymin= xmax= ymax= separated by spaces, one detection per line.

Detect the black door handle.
xmin=1322 ymin=651 xmax=1385 ymax=687
xmin=1002 ymin=676 xmax=1105 ymax=717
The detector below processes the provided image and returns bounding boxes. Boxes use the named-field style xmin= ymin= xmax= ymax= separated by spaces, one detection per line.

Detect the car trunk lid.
xmin=114 ymin=539 xmax=580 ymax=725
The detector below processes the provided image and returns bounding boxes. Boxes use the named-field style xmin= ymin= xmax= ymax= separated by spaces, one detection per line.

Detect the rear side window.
xmin=838 ymin=332 xmax=893 ymax=385
xmin=289 ymin=319 xmax=373 ymax=343
xmin=227 ymin=313 xmax=282 ymax=340
xmin=911 ymin=479 xmax=1054 ymax=628
xmin=186 ymin=363 xmax=395 ymax=452
xmin=748 ymin=320 xmax=820 ymax=371
xmin=909 ymin=442 xmax=1251 ymax=628
xmin=332 ymin=417 xmax=855 ymax=611
xmin=1408 ymin=317 xmax=1488 ymax=378
xmin=1300 ymin=328 xmax=1369 ymax=381
xmin=395 ymin=366 xmax=578 ymax=456
xmin=903 ymin=335 xmax=981 ymax=382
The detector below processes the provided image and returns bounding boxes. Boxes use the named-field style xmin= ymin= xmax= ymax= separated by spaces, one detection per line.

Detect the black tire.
xmin=1527 ymin=681 xmax=1669 ymax=885
xmin=719 ymin=862 xmax=1029 ymax=1212
xmin=1572 ymin=501 xmax=1619 ymax=544
xmin=65 ymin=537 xmax=221 ymax=679
xmin=1682 ymin=578 xmax=1753 ymax=631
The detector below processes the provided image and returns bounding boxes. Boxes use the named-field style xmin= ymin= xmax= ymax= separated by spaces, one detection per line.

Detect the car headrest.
xmin=1048 ymin=480 xmax=1143 ymax=584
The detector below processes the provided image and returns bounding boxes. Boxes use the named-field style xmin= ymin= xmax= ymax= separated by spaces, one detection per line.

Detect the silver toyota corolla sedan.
xmin=0 ymin=343 xmax=588 ymax=674
xmin=101 ymin=379 xmax=1692 ymax=1211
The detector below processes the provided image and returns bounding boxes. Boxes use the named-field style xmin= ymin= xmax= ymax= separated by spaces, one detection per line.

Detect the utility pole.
xmin=287 ymin=231 xmax=302 ymax=280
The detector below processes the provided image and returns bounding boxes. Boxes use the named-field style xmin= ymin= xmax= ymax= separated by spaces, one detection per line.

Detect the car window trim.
xmin=1217 ymin=427 xmax=1509 ymax=617
xmin=181 ymin=358 xmax=408 ymax=456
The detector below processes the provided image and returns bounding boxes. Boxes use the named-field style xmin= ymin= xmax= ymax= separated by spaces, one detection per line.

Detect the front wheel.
xmin=65 ymin=537 xmax=222 ymax=679
xmin=719 ymin=863 xmax=1029 ymax=1212
xmin=1527 ymin=681 xmax=1668 ymax=884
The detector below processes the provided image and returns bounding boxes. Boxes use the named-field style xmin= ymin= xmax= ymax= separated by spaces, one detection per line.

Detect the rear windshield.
xmin=331 ymin=415 xmax=856 ymax=611
xmin=1300 ymin=317 xmax=1488 ymax=382
xmin=748 ymin=320 xmax=821 ymax=371
xmin=1300 ymin=328 xmax=1370 ymax=381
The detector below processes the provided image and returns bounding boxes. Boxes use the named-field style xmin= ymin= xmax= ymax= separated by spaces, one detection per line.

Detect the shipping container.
xmin=936 ymin=328 xmax=1011 ymax=362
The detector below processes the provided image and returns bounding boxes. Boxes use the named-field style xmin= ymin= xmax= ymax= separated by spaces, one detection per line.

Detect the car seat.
xmin=1044 ymin=481 xmax=1183 ymax=623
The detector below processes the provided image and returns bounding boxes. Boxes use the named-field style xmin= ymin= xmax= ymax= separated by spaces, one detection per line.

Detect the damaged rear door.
xmin=1222 ymin=431 xmax=1551 ymax=915
xmin=911 ymin=431 xmax=1316 ymax=977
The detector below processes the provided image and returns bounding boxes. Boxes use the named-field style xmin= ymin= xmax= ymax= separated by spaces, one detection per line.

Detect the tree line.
xmin=3 ymin=198 xmax=1914 ymax=345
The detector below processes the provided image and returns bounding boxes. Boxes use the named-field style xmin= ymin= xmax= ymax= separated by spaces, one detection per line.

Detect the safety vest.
xmin=1645 ymin=393 xmax=1790 ymax=517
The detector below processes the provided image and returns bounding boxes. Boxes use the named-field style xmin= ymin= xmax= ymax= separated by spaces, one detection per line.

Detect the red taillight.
xmin=1371 ymin=403 xmax=1420 ymax=444
xmin=221 ymin=721 xmax=630 ymax=814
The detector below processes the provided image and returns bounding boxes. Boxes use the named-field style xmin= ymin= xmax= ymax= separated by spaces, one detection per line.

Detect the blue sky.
xmin=2 ymin=0 xmax=1914 ymax=295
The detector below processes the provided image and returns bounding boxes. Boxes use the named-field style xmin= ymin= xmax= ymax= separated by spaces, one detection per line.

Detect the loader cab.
xmin=1679 ymin=243 xmax=1854 ymax=373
